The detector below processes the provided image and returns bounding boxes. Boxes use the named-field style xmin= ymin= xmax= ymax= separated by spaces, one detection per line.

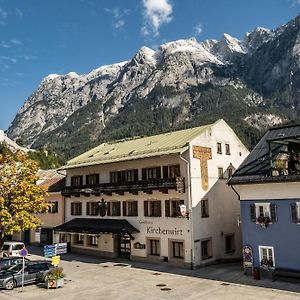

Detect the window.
xmin=86 ymin=174 xmax=99 ymax=185
xmin=86 ymin=202 xmax=98 ymax=216
xmin=217 ymin=142 xmax=222 ymax=154
xmin=169 ymin=165 xmax=180 ymax=178
xmin=201 ymin=199 xmax=209 ymax=218
xmin=228 ymin=168 xmax=233 ymax=178
xmin=225 ymin=144 xmax=231 ymax=155
xmin=250 ymin=203 xmax=277 ymax=224
xmin=123 ymin=201 xmax=138 ymax=216
xmin=87 ymin=235 xmax=98 ymax=247
xmin=110 ymin=170 xmax=138 ymax=183
xmin=71 ymin=175 xmax=83 ymax=186
xmin=144 ymin=200 xmax=161 ymax=217
xmin=291 ymin=202 xmax=300 ymax=223
xmin=165 ymin=200 xmax=184 ymax=217
xmin=48 ymin=201 xmax=58 ymax=213
xmin=172 ymin=241 xmax=184 ymax=259
xmin=201 ymin=239 xmax=212 ymax=260
xmin=259 ymin=246 xmax=275 ymax=269
xmin=225 ymin=234 xmax=235 ymax=254
xmin=71 ymin=202 xmax=82 ymax=215
xmin=218 ymin=167 xmax=224 ymax=179
xmin=142 ymin=167 xmax=161 ymax=180
xmin=59 ymin=233 xmax=71 ymax=243
xmin=74 ymin=234 xmax=84 ymax=245
xmin=107 ymin=201 xmax=121 ymax=216
xmin=149 ymin=239 xmax=160 ymax=256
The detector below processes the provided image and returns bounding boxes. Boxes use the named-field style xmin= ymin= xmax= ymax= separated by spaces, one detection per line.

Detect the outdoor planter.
xmin=256 ymin=216 xmax=271 ymax=228
xmin=47 ymin=267 xmax=65 ymax=289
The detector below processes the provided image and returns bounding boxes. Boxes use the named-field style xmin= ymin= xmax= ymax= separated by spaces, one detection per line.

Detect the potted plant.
xmin=260 ymin=258 xmax=274 ymax=270
xmin=47 ymin=267 xmax=65 ymax=289
xmin=256 ymin=216 xmax=271 ymax=228
xmin=274 ymin=159 xmax=286 ymax=176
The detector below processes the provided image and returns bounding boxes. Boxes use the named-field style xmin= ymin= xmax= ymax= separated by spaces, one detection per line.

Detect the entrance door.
xmin=118 ymin=234 xmax=131 ymax=259
xmin=40 ymin=228 xmax=53 ymax=244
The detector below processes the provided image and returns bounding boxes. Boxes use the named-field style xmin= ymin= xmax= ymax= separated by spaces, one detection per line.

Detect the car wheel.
xmin=5 ymin=279 xmax=16 ymax=290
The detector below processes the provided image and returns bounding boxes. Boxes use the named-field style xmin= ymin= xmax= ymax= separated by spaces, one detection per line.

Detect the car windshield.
xmin=12 ymin=244 xmax=24 ymax=250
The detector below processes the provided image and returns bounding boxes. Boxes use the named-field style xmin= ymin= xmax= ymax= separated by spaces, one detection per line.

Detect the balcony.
xmin=61 ymin=177 xmax=185 ymax=197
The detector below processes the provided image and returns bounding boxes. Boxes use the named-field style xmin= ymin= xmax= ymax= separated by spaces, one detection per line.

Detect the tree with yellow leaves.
xmin=0 ymin=148 xmax=50 ymax=252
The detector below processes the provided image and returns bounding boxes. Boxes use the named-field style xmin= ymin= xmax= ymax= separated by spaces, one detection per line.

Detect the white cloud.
xmin=0 ymin=7 xmax=7 ymax=24
xmin=1 ymin=41 xmax=10 ymax=48
xmin=142 ymin=0 xmax=173 ymax=37
xmin=194 ymin=23 xmax=202 ymax=36
xmin=1 ymin=56 xmax=17 ymax=63
xmin=10 ymin=39 xmax=22 ymax=45
xmin=15 ymin=8 xmax=23 ymax=18
xmin=104 ymin=7 xmax=129 ymax=30
xmin=23 ymin=55 xmax=38 ymax=61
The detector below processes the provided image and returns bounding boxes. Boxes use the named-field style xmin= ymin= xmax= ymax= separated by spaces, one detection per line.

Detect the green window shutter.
xmin=107 ymin=202 xmax=111 ymax=216
xmin=123 ymin=202 xmax=127 ymax=216
xmin=156 ymin=167 xmax=161 ymax=179
xmin=163 ymin=166 xmax=169 ymax=178
xmin=165 ymin=200 xmax=170 ymax=217
xmin=86 ymin=203 xmax=90 ymax=215
xmin=144 ymin=201 xmax=148 ymax=216
xmin=291 ymin=203 xmax=298 ymax=223
xmin=142 ymin=168 xmax=147 ymax=180
xmin=270 ymin=204 xmax=277 ymax=222
xmin=250 ymin=204 xmax=256 ymax=222
xmin=158 ymin=201 xmax=162 ymax=217
xmin=134 ymin=169 xmax=138 ymax=181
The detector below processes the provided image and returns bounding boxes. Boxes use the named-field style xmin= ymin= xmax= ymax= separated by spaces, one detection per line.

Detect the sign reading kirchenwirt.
xmin=146 ymin=226 xmax=183 ymax=236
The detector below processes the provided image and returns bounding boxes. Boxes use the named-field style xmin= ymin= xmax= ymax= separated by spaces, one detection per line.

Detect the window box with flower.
xmin=260 ymin=258 xmax=274 ymax=270
xmin=256 ymin=216 xmax=271 ymax=228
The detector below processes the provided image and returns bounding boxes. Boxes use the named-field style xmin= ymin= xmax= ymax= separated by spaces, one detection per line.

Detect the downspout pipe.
xmin=179 ymin=151 xmax=194 ymax=270
xmin=230 ymin=184 xmax=240 ymax=201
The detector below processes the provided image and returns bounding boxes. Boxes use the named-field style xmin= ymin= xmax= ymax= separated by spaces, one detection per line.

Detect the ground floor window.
xmin=59 ymin=233 xmax=71 ymax=243
xmin=149 ymin=239 xmax=160 ymax=256
xmin=171 ymin=241 xmax=184 ymax=259
xmin=225 ymin=234 xmax=235 ymax=254
xmin=87 ymin=235 xmax=98 ymax=247
xmin=259 ymin=246 xmax=275 ymax=269
xmin=201 ymin=239 xmax=212 ymax=260
xmin=107 ymin=201 xmax=121 ymax=216
xmin=74 ymin=234 xmax=84 ymax=245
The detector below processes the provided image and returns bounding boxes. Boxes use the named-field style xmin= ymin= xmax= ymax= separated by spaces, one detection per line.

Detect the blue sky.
xmin=0 ymin=0 xmax=299 ymax=130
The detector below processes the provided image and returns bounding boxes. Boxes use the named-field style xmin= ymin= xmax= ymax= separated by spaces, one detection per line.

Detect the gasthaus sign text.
xmin=146 ymin=226 xmax=183 ymax=235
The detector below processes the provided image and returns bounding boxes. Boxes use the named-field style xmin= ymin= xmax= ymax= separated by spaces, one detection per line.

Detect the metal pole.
xmin=21 ymin=256 xmax=24 ymax=292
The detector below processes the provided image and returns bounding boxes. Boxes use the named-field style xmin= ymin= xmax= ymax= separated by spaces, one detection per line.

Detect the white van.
xmin=2 ymin=241 xmax=25 ymax=257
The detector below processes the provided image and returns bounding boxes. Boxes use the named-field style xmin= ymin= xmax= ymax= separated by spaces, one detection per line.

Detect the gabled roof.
xmin=229 ymin=123 xmax=300 ymax=185
xmin=62 ymin=121 xmax=220 ymax=170
xmin=37 ymin=169 xmax=66 ymax=192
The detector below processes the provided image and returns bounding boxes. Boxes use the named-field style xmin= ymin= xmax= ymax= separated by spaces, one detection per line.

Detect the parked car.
xmin=0 ymin=257 xmax=30 ymax=271
xmin=0 ymin=261 xmax=52 ymax=290
xmin=2 ymin=242 xmax=25 ymax=257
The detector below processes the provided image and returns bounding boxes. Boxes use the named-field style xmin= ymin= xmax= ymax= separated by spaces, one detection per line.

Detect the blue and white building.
xmin=229 ymin=123 xmax=300 ymax=274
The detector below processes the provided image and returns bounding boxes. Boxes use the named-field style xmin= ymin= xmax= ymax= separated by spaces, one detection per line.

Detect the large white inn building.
xmin=54 ymin=119 xmax=249 ymax=268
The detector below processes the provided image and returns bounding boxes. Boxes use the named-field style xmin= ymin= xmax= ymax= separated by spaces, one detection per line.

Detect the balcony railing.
xmin=62 ymin=177 xmax=185 ymax=197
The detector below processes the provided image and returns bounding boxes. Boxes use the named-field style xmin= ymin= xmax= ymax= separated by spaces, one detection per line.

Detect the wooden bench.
xmin=272 ymin=268 xmax=300 ymax=282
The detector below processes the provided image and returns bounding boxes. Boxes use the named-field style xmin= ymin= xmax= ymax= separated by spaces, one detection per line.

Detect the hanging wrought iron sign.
xmin=98 ymin=198 xmax=107 ymax=217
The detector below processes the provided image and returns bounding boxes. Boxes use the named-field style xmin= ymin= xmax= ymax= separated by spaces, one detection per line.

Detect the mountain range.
xmin=7 ymin=14 xmax=300 ymax=159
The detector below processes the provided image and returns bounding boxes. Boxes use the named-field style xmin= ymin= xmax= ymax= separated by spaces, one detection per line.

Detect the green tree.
xmin=0 ymin=150 xmax=50 ymax=252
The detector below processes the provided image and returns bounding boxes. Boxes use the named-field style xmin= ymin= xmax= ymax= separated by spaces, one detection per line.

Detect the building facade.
xmin=55 ymin=119 xmax=248 ymax=268
xmin=229 ymin=124 xmax=300 ymax=274
xmin=14 ymin=169 xmax=65 ymax=245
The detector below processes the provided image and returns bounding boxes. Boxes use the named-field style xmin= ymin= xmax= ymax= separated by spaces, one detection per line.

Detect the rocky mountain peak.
xmin=243 ymin=27 xmax=273 ymax=53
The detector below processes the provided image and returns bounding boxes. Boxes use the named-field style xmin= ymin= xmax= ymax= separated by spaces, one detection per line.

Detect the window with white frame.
xmin=87 ymin=235 xmax=98 ymax=247
xmin=291 ymin=202 xmax=300 ymax=223
xmin=256 ymin=203 xmax=271 ymax=218
xmin=259 ymin=246 xmax=275 ymax=269
xmin=250 ymin=203 xmax=277 ymax=226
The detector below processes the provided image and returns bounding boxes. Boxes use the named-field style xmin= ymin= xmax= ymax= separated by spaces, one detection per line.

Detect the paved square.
xmin=0 ymin=250 xmax=299 ymax=300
